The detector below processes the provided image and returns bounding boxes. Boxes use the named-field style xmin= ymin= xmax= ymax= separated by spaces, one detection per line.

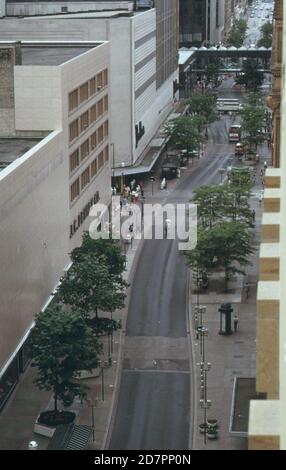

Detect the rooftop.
xmin=0 ymin=138 xmax=41 ymax=171
xmin=21 ymin=44 xmax=94 ymax=65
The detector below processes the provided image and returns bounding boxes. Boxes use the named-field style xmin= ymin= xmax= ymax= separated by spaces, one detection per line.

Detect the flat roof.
xmin=21 ymin=45 xmax=94 ymax=65
xmin=0 ymin=138 xmax=41 ymax=171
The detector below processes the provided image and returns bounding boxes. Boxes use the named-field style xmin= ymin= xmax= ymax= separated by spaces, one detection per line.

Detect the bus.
xmin=216 ymin=98 xmax=242 ymax=113
xmin=228 ymin=125 xmax=242 ymax=143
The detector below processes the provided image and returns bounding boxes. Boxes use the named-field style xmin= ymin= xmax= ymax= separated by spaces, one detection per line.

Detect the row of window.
xmin=69 ymin=120 xmax=109 ymax=174
xmin=70 ymin=146 xmax=109 ymax=203
xmin=68 ymin=69 xmax=108 ymax=113
xmin=69 ymin=95 xmax=108 ymax=143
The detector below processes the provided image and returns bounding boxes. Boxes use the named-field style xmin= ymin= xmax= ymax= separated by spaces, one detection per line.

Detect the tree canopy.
xmin=227 ymin=19 xmax=247 ymax=47
xmin=188 ymin=92 xmax=218 ymax=126
xmin=164 ymin=116 xmax=205 ymax=155
xmin=257 ymin=21 xmax=273 ymax=48
xmin=29 ymin=305 xmax=102 ymax=412
xmin=235 ymin=59 xmax=264 ymax=92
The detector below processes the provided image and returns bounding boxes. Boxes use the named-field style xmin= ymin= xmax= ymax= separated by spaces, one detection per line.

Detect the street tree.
xmin=227 ymin=19 xmax=247 ymax=47
xmin=29 ymin=305 xmax=102 ymax=420
xmin=240 ymin=101 xmax=267 ymax=149
xmin=188 ymin=92 xmax=218 ymax=126
xmin=192 ymin=184 xmax=253 ymax=228
xmin=186 ymin=221 xmax=254 ymax=290
xmin=71 ymin=233 xmax=126 ymax=277
xmin=235 ymin=59 xmax=264 ymax=91
xmin=57 ymin=255 xmax=127 ymax=320
xmin=164 ymin=116 xmax=205 ymax=157
xmin=257 ymin=21 xmax=273 ymax=48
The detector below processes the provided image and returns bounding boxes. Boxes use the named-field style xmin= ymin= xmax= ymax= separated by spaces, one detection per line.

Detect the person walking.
xmin=252 ymin=209 xmax=256 ymax=223
xmin=233 ymin=315 xmax=239 ymax=333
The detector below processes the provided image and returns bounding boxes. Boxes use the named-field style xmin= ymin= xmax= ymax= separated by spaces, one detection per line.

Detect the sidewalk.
xmin=191 ymin=155 xmax=268 ymax=450
xmin=0 ymin=235 xmax=141 ymax=451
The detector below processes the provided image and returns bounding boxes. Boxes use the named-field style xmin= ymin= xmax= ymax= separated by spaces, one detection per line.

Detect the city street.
xmin=109 ymin=97 xmax=239 ymax=450
xmin=245 ymin=0 xmax=274 ymax=47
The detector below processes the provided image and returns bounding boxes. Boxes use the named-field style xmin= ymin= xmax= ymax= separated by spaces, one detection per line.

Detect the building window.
xmin=98 ymin=125 xmax=104 ymax=144
xmin=80 ymin=111 xmax=89 ymax=133
xmin=69 ymin=119 xmax=79 ymax=142
xmin=90 ymin=104 xmax=97 ymax=123
xmin=91 ymin=158 xmax=98 ymax=177
xmin=103 ymin=69 xmax=108 ymax=87
xmin=103 ymin=95 xmax=108 ymax=113
xmin=90 ymin=131 xmax=97 ymax=151
xmin=81 ymin=139 xmax=90 ymax=161
xmin=97 ymin=99 xmax=104 ymax=118
xmin=98 ymin=151 xmax=104 ymax=170
xmin=90 ymin=77 xmax=96 ymax=96
xmin=79 ymin=82 xmax=89 ymax=103
xmin=104 ymin=120 xmax=109 ymax=138
xmin=104 ymin=145 xmax=109 ymax=163
xmin=68 ymin=89 xmax=78 ymax=112
xmin=70 ymin=178 xmax=80 ymax=202
xmin=70 ymin=149 xmax=79 ymax=173
xmin=81 ymin=167 xmax=90 ymax=189
xmin=97 ymin=71 xmax=103 ymax=91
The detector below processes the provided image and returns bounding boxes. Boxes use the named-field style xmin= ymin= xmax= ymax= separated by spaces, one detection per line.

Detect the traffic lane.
xmin=126 ymin=239 xmax=188 ymax=338
xmin=109 ymin=371 xmax=190 ymax=450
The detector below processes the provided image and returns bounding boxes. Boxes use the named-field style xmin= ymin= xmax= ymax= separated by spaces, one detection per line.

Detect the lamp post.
xmin=120 ymin=162 xmax=125 ymax=195
xmin=111 ymin=143 xmax=115 ymax=187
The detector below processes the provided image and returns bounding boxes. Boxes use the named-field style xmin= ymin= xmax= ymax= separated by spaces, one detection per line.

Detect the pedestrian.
xmin=245 ymin=282 xmax=250 ymax=299
xmin=260 ymin=169 xmax=264 ymax=178
xmin=233 ymin=315 xmax=239 ymax=333
xmin=259 ymin=193 xmax=263 ymax=205
xmin=264 ymin=161 xmax=268 ymax=171
xmin=252 ymin=209 xmax=256 ymax=223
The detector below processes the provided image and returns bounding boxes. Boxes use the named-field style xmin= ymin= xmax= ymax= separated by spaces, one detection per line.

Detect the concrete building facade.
xmin=248 ymin=0 xmax=286 ymax=450
xmin=0 ymin=6 xmax=179 ymax=170
xmin=0 ymin=41 xmax=111 ymax=410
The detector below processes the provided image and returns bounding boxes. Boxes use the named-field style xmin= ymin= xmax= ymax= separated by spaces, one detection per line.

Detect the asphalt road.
xmin=109 ymin=108 xmax=238 ymax=451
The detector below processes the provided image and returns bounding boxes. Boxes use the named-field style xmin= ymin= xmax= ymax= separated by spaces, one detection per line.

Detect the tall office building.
xmin=179 ymin=0 xmax=225 ymax=47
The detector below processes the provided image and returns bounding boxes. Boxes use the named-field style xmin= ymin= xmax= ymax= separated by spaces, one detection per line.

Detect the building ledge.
xmin=265 ymin=168 xmax=281 ymax=188
xmin=249 ymin=400 xmax=280 ymax=437
xmin=262 ymin=212 xmax=280 ymax=243
xmin=264 ymin=188 xmax=281 ymax=212
xmin=260 ymin=243 xmax=280 ymax=281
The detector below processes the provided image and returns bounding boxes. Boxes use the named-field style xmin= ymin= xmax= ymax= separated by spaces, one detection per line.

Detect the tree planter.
xmin=34 ymin=411 xmax=76 ymax=438
xmin=207 ymin=418 xmax=219 ymax=430
xmin=76 ymin=368 xmax=101 ymax=380
xmin=206 ymin=429 xmax=218 ymax=440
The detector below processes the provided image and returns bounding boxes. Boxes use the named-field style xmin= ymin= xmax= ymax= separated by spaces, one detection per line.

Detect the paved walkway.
xmin=191 ymin=148 xmax=270 ymax=450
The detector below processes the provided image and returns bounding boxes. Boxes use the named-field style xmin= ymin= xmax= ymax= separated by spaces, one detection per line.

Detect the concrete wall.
xmin=0 ymin=0 xmax=5 ymax=17
xmin=0 ymin=131 xmax=70 ymax=374
xmin=6 ymin=1 xmax=134 ymax=16
xmin=0 ymin=12 xmax=178 ymax=167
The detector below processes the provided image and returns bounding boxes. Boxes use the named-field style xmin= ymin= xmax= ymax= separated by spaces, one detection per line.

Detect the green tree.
xmin=57 ymin=255 xmax=127 ymax=320
xmin=192 ymin=183 xmax=253 ymax=229
xmin=164 ymin=116 xmax=205 ymax=156
xmin=186 ymin=221 xmax=254 ymax=290
xmin=227 ymin=19 xmax=247 ymax=47
xmin=29 ymin=305 xmax=102 ymax=414
xmin=188 ymin=92 xmax=218 ymax=126
xmin=240 ymin=101 xmax=267 ymax=149
xmin=71 ymin=233 xmax=126 ymax=276
xmin=235 ymin=59 xmax=264 ymax=91
xmin=257 ymin=21 xmax=273 ymax=48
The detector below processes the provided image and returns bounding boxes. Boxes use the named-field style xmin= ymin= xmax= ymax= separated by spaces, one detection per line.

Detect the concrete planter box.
xmin=76 ymin=368 xmax=101 ymax=380
xmin=34 ymin=418 xmax=56 ymax=438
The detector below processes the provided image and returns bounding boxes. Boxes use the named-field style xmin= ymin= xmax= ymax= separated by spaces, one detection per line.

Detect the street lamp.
xmin=120 ymin=162 xmax=125 ymax=195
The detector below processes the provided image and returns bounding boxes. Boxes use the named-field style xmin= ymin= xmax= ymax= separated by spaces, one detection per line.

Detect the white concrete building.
xmin=0 ymin=41 xmax=111 ymax=409
xmin=0 ymin=6 xmax=179 ymax=171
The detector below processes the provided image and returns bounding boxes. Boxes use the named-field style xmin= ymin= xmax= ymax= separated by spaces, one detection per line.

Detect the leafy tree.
xmin=240 ymin=101 xmax=267 ymax=149
xmin=29 ymin=305 xmax=102 ymax=413
xmin=57 ymin=255 xmax=127 ymax=320
xmin=186 ymin=221 xmax=254 ymax=290
xmin=71 ymin=233 xmax=126 ymax=276
xmin=235 ymin=59 xmax=264 ymax=91
xmin=188 ymin=92 xmax=218 ymax=126
xmin=257 ymin=21 xmax=273 ymax=48
xmin=227 ymin=19 xmax=247 ymax=47
xmin=164 ymin=116 xmax=205 ymax=156
xmin=205 ymin=61 xmax=222 ymax=87
xmin=192 ymin=184 xmax=253 ymax=229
